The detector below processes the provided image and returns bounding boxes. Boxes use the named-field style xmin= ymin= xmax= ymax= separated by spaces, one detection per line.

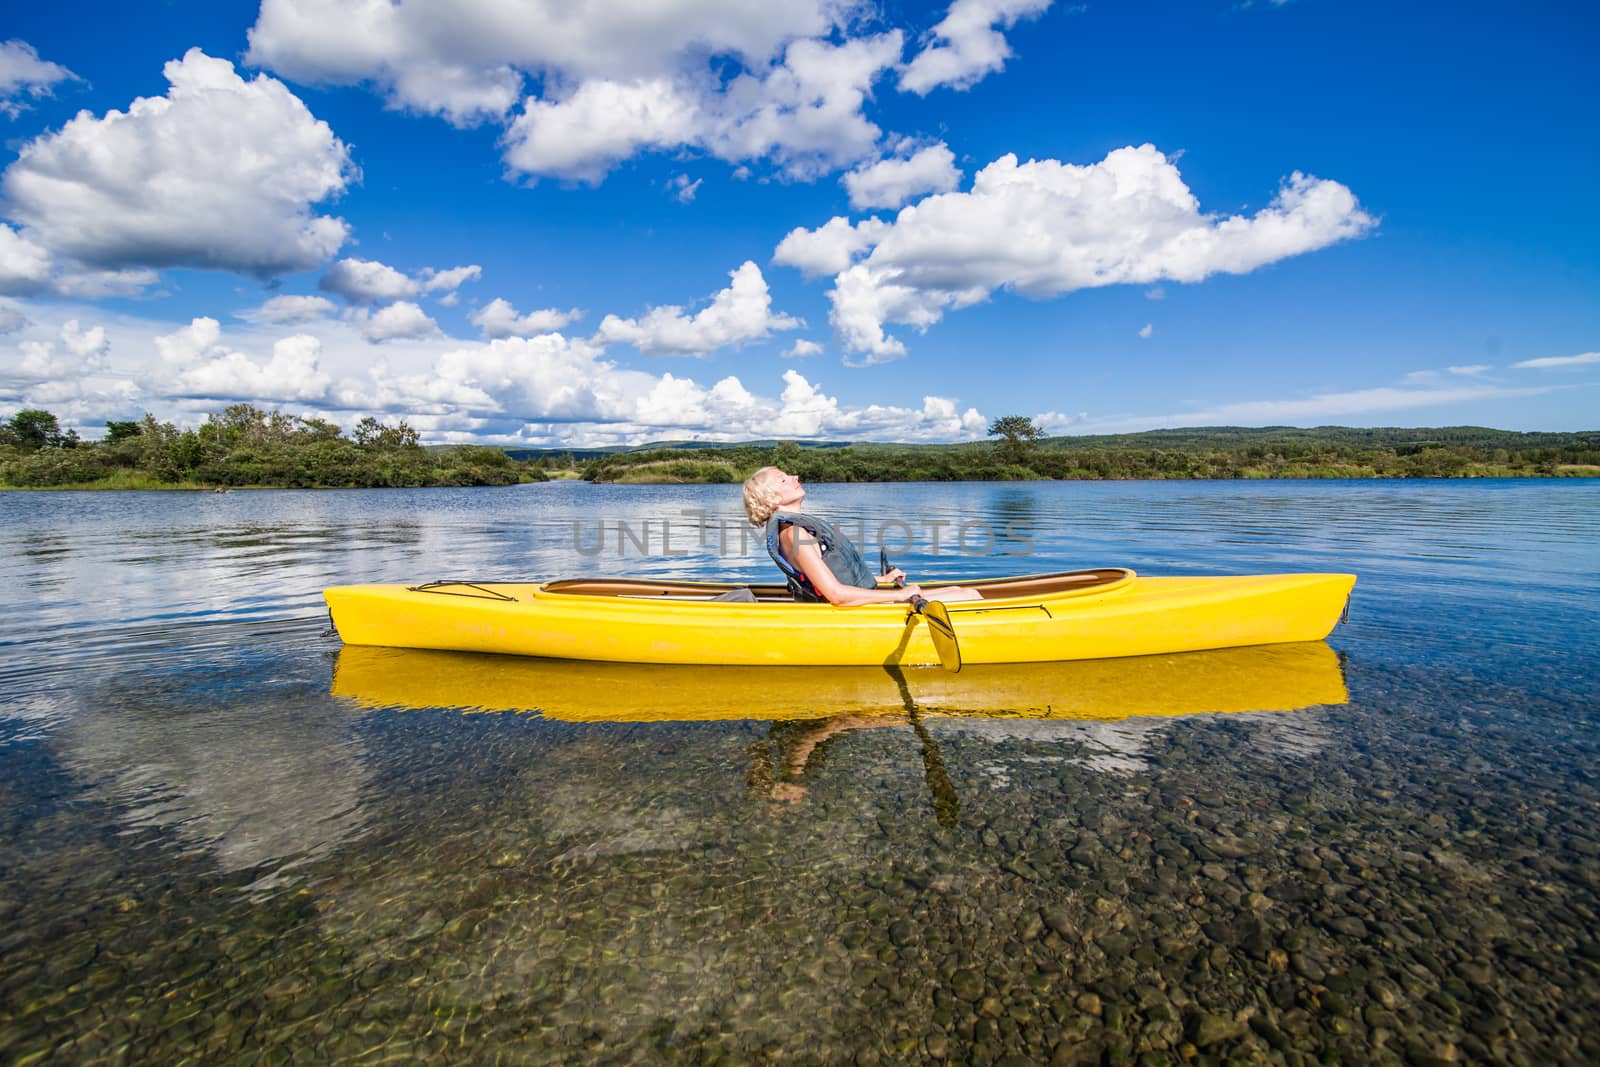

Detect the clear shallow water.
xmin=2 ymin=480 xmax=1598 ymax=1064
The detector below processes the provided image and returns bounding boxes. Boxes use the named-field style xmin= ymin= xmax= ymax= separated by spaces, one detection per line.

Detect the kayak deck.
xmin=324 ymin=568 xmax=1356 ymax=667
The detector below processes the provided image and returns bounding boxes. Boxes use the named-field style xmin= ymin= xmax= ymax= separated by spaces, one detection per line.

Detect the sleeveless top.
xmin=764 ymin=511 xmax=879 ymax=602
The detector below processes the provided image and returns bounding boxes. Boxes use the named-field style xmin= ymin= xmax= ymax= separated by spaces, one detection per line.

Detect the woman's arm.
xmin=782 ymin=526 xmax=920 ymax=606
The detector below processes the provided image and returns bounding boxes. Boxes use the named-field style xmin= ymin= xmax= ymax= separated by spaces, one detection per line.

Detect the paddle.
xmin=882 ymin=546 xmax=962 ymax=673
xmin=910 ymin=596 xmax=962 ymax=673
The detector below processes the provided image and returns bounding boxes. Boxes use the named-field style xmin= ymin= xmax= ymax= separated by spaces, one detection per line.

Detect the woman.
xmin=742 ymin=466 xmax=982 ymax=605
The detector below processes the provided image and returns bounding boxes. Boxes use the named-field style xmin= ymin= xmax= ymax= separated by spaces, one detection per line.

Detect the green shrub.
xmin=1 ymin=447 xmax=113 ymax=486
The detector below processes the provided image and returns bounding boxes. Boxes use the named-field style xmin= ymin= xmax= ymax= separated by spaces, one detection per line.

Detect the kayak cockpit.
xmin=536 ymin=568 xmax=1133 ymax=603
xmin=541 ymin=578 xmax=792 ymax=599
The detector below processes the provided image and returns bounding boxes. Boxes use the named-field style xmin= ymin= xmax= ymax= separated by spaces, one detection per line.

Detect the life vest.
xmin=764 ymin=511 xmax=879 ymax=602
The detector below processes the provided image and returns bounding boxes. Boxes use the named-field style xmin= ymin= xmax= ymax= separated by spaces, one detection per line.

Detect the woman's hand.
xmin=883 ymin=567 xmax=907 ymax=585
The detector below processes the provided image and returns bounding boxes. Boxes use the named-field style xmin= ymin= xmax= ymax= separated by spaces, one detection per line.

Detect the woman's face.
xmin=768 ymin=467 xmax=805 ymax=505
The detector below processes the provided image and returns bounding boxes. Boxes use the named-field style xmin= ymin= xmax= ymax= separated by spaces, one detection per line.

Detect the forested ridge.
xmin=579 ymin=425 xmax=1600 ymax=483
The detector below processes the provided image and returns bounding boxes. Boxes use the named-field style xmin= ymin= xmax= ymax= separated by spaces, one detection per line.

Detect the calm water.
xmin=1 ymin=480 xmax=1597 ymax=1065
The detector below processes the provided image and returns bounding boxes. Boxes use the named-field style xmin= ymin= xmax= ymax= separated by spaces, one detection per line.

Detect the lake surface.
xmin=1 ymin=479 xmax=1597 ymax=1065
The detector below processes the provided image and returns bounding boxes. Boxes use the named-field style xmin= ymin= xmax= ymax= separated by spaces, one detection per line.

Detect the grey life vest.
xmin=764 ymin=511 xmax=878 ymax=601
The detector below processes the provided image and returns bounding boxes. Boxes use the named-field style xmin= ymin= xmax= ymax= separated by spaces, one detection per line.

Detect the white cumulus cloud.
xmin=318 ymin=259 xmax=412 ymax=303
xmin=469 ymin=298 xmax=582 ymax=339
xmin=348 ymin=337 xmax=990 ymax=445
xmin=320 ymin=257 xmax=480 ymax=304
xmin=246 ymin=2 xmax=928 ymax=185
xmin=357 ymin=302 xmax=442 ymax=344
xmin=843 ymin=143 xmax=961 ymax=210
xmin=5 ymin=303 xmax=1006 ymax=447
xmin=242 ymin=295 xmax=339 ymax=325
xmin=356 ymin=332 xmax=633 ymax=422
xmin=173 ymin=334 xmax=333 ymax=403
xmin=1 ymin=50 xmax=355 ymax=282
xmin=245 ymin=0 xmax=840 ymax=122
xmin=593 ymin=261 xmax=800 ymax=355
xmin=1034 ymin=410 xmax=1084 ymax=433
xmin=773 ymin=216 xmax=892 ymax=279
xmin=503 ymin=78 xmax=702 ymax=183
xmin=900 ymin=0 xmax=1053 ymax=95
xmin=17 ymin=319 xmax=110 ymax=378
xmin=503 ymin=33 xmax=903 ymax=183
xmin=785 ymin=339 xmax=824 ymax=358
xmin=155 ymin=316 xmax=227 ymax=366
xmin=320 ymin=258 xmax=418 ymax=305
xmin=1138 ymin=323 xmax=1153 ymax=339
xmin=0 ymin=40 xmax=79 ymax=118
xmin=0 ymin=223 xmax=52 ymax=295
xmin=822 ymin=144 xmax=1375 ymax=357
xmin=771 ymin=369 xmax=841 ymax=436
xmin=154 ymin=317 xmax=332 ymax=402
xmin=700 ymin=33 xmax=904 ymax=180
xmin=420 ymin=264 xmax=482 ymax=295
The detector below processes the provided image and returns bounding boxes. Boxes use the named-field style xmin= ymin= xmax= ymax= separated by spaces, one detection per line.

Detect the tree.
xmin=205 ymin=403 xmax=306 ymax=445
xmin=207 ymin=403 xmax=268 ymax=443
xmin=988 ymin=415 xmax=1045 ymax=464
xmin=353 ymin=416 xmax=421 ymax=450
xmin=2 ymin=409 xmax=75 ymax=450
xmin=770 ymin=439 xmax=803 ymax=471
xmin=297 ymin=416 xmax=342 ymax=442
xmin=104 ymin=420 xmax=144 ymax=443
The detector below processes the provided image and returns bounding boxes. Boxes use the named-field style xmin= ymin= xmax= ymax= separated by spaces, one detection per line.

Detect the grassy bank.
xmin=0 ymin=468 xmax=217 ymax=491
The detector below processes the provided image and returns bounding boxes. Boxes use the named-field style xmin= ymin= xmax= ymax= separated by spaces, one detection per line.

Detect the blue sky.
xmin=1 ymin=0 xmax=1595 ymax=445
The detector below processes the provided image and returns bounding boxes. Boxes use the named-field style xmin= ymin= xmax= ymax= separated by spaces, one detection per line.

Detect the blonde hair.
xmin=742 ymin=466 xmax=783 ymax=526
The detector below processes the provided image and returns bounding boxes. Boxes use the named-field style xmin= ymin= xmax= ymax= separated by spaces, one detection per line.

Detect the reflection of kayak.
xmin=330 ymin=641 xmax=1348 ymax=723
xmin=323 ymin=569 xmax=1355 ymax=667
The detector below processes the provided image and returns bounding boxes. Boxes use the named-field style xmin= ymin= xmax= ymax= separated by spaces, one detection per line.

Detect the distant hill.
xmin=559 ymin=424 xmax=1600 ymax=483
xmin=508 ymin=425 xmax=1598 ymax=459
xmin=504 ymin=438 xmax=854 ymax=462
xmin=1028 ymin=425 xmax=1600 ymax=452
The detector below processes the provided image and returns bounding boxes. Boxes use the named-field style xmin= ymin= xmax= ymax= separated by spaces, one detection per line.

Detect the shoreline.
xmin=6 ymin=469 xmax=1597 ymax=492
xmin=8 ymin=413 xmax=1594 ymax=490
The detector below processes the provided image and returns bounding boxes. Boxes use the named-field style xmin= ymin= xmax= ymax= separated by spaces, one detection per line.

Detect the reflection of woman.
xmin=742 ymin=466 xmax=981 ymax=605
xmin=747 ymin=716 xmax=895 ymax=805
xmin=748 ymin=712 xmax=961 ymax=828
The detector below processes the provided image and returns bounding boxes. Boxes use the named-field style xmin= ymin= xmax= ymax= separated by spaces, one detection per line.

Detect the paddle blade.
xmin=920 ymin=599 xmax=963 ymax=673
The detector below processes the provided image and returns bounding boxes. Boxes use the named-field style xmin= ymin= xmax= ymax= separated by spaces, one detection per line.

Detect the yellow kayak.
xmin=323 ymin=568 xmax=1355 ymax=667
xmin=331 ymin=640 xmax=1349 ymax=723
